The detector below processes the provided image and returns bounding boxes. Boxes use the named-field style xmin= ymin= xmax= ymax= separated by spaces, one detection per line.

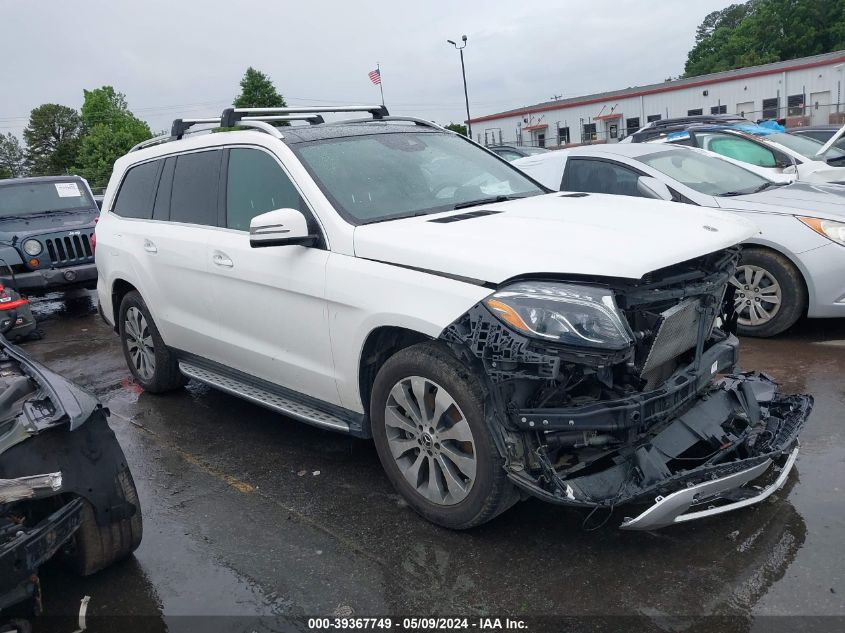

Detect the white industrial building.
xmin=468 ymin=50 xmax=845 ymax=148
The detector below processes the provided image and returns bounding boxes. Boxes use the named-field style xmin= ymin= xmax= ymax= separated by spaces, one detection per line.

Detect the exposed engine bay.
xmin=442 ymin=247 xmax=813 ymax=529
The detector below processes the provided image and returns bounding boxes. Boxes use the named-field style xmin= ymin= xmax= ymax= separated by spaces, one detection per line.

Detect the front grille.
xmin=44 ymin=233 xmax=94 ymax=266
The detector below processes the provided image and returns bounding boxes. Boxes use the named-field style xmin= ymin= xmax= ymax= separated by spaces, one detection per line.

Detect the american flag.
xmin=368 ymin=68 xmax=381 ymax=85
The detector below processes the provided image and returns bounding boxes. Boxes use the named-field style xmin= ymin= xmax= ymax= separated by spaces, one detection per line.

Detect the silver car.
xmin=515 ymin=143 xmax=845 ymax=337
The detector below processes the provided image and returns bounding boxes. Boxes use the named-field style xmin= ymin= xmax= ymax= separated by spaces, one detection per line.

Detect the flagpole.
xmin=377 ymin=62 xmax=385 ymax=106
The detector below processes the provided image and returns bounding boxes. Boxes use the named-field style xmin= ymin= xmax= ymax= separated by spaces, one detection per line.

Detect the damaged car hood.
xmin=354 ymin=193 xmax=757 ymax=283
xmin=724 ymin=181 xmax=845 ymax=222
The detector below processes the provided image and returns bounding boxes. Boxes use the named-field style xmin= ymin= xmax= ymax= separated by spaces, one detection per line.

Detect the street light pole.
xmin=447 ymin=35 xmax=472 ymax=139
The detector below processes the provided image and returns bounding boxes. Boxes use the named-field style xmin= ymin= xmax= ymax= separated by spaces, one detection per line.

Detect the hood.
xmin=725 ymin=182 xmax=845 ymax=222
xmin=353 ymin=193 xmax=757 ymax=283
xmin=0 ymin=209 xmax=98 ymax=239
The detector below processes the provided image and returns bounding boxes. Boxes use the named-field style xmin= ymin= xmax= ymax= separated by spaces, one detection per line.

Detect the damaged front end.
xmin=0 ymin=337 xmax=140 ymax=614
xmin=441 ymin=247 xmax=813 ymax=530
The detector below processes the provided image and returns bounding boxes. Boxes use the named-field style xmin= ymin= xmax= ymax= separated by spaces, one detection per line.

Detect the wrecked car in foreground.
xmin=97 ymin=107 xmax=811 ymax=531
xmin=0 ymin=335 xmax=141 ymax=619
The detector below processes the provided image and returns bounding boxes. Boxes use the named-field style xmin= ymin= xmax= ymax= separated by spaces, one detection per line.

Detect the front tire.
xmin=66 ymin=468 xmax=143 ymax=576
xmin=118 ymin=291 xmax=186 ymax=393
xmin=370 ymin=342 xmax=517 ymax=529
xmin=732 ymin=248 xmax=806 ymax=337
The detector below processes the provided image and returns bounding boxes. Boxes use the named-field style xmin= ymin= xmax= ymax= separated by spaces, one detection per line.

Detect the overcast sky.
xmin=1 ymin=0 xmax=736 ymax=138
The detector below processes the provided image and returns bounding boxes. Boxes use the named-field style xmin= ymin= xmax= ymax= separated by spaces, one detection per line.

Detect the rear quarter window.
xmin=112 ymin=161 xmax=160 ymax=219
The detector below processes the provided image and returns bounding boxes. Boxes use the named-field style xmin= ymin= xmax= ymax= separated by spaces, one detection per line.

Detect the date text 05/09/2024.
xmin=307 ymin=617 xmax=528 ymax=630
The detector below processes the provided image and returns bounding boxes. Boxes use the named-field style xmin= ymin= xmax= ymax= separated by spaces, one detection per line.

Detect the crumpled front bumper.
xmin=507 ymin=373 xmax=812 ymax=530
xmin=0 ymin=497 xmax=85 ymax=611
xmin=619 ymin=445 xmax=799 ymax=530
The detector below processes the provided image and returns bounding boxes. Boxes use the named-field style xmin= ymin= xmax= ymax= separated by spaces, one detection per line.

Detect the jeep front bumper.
xmin=0 ymin=262 xmax=97 ymax=294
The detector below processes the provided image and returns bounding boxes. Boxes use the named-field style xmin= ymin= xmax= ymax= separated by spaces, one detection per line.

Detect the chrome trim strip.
xmin=619 ymin=449 xmax=798 ymax=530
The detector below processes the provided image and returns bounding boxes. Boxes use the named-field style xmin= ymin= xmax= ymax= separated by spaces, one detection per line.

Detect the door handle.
xmin=143 ymin=239 xmax=157 ymax=253
xmin=212 ymin=251 xmax=234 ymax=268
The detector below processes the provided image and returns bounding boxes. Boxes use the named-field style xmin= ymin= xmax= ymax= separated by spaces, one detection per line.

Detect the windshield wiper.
xmin=452 ymin=195 xmax=526 ymax=210
xmin=751 ymin=181 xmax=788 ymax=193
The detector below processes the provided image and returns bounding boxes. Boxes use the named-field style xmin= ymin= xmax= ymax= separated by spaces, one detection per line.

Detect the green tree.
xmin=23 ymin=104 xmax=81 ymax=176
xmin=684 ymin=0 xmax=845 ymax=77
xmin=445 ymin=122 xmax=468 ymax=136
xmin=75 ymin=86 xmax=152 ymax=189
xmin=233 ymin=67 xmax=288 ymax=125
xmin=0 ymin=133 xmax=26 ymax=179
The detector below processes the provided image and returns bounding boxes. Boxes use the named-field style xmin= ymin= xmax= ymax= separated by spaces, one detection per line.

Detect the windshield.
xmin=764 ymin=132 xmax=845 ymax=161
xmin=640 ymin=148 xmax=772 ymax=196
xmin=0 ymin=180 xmax=94 ymax=217
xmin=294 ymin=132 xmax=545 ymax=223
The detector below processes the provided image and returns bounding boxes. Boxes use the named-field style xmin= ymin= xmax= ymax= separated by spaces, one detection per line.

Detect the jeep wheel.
xmin=731 ymin=249 xmax=806 ymax=338
xmin=370 ymin=342 xmax=517 ymax=529
xmin=118 ymin=291 xmax=186 ymax=393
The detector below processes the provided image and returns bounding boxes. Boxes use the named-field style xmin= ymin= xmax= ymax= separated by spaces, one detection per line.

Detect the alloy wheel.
xmin=384 ymin=376 xmax=476 ymax=506
xmin=124 ymin=306 xmax=156 ymax=380
xmin=730 ymin=265 xmax=782 ymax=327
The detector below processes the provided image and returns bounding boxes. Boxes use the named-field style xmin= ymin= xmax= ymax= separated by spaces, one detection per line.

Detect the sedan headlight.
xmin=798 ymin=217 xmax=845 ymax=246
xmin=22 ymin=239 xmax=42 ymax=256
xmin=483 ymin=282 xmax=633 ymax=350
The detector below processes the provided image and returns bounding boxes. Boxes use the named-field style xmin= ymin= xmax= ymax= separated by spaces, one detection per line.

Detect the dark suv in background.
xmin=0 ymin=176 xmax=99 ymax=295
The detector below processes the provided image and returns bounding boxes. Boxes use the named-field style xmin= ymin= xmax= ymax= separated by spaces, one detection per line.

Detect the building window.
xmin=710 ymin=105 xmax=727 ymax=114
xmin=558 ymin=126 xmax=570 ymax=145
xmin=762 ymin=98 xmax=779 ymax=119
xmin=537 ymin=133 xmax=546 ymax=148
xmin=647 ymin=114 xmax=662 ymax=123
xmin=625 ymin=117 xmax=640 ymax=135
xmin=787 ymin=94 xmax=805 ymax=117
xmin=582 ymin=122 xmax=597 ymax=142
xmin=688 ymin=109 xmax=703 ymax=116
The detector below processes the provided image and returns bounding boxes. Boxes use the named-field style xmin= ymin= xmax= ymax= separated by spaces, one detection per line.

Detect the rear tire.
xmin=67 ymin=468 xmax=143 ymax=576
xmin=370 ymin=341 xmax=517 ymax=529
xmin=733 ymin=248 xmax=806 ymax=338
xmin=118 ymin=291 xmax=186 ymax=393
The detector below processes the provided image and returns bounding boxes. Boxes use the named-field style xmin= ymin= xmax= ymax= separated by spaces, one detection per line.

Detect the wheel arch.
xmin=740 ymin=240 xmax=811 ymax=311
xmin=110 ymin=278 xmax=139 ymax=332
xmin=358 ymin=326 xmax=433 ymax=415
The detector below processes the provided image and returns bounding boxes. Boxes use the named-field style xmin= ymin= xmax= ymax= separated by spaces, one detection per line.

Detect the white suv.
xmin=96 ymin=106 xmax=812 ymax=530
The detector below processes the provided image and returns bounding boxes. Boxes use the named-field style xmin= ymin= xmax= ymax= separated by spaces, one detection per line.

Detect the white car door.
xmin=108 ymin=152 xmax=221 ymax=358
xmin=204 ymin=146 xmax=338 ymax=405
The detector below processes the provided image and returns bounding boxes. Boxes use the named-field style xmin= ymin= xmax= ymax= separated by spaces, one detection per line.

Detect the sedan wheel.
xmin=384 ymin=376 xmax=476 ymax=506
xmin=124 ymin=306 xmax=156 ymax=381
xmin=730 ymin=264 xmax=782 ymax=327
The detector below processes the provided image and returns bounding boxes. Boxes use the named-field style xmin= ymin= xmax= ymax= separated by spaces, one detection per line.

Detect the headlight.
xmin=22 ymin=239 xmax=42 ymax=256
xmin=798 ymin=217 xmax=845 ymax=246
xmin=483 ymin=282 xmax=633 ymax=350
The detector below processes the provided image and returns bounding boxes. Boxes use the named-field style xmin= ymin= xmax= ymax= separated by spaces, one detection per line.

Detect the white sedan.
xmin=515 ymin=143 xmax=845 ymax=337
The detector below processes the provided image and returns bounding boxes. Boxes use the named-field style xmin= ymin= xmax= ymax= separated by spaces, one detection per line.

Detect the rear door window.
xmin=225 ymin=148 xmax=305 ymax=231
xmin=170 ymin=150 xmax=222 ymax=226
xmin=112 ymin=161 xmax=160 ymax=219
xmin=562 ymin=158 xmax=645 ymax=196
xmin=697 ymin=133 xmax=777 ymax=168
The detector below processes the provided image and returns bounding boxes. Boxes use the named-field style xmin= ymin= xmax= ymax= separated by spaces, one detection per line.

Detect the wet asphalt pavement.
xmin=14 ymin=292 xmax=845 ymax=632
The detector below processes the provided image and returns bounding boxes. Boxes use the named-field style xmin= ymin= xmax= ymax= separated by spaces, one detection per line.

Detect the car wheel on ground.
xmin=118 ymin=290 xmax=186 ymax=392
xmin=732 ymin=248 xmax=807 ymax=337
xmin=370 ymin=342 xmax=518 ymax=529
xmin=65 ymin=468 xmax=143 ymax=576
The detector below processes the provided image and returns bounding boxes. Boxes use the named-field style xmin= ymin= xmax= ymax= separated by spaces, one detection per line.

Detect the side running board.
xmin=178 ymin=361 xmax=352 ymax=433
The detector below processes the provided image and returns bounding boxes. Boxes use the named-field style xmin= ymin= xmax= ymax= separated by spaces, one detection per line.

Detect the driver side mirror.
xmin=249 ymin=208 xmax=318 ymax=248
xmin=636 ymin=176 xmax=674 ymax=201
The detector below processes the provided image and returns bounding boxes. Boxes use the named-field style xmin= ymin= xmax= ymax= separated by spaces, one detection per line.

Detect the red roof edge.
xmin=467 ymin=54 xmax=845 ymax=125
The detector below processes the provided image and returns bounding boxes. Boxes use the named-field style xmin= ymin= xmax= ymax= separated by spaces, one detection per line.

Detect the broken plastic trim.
xmin=0 ymin=472 xmax=62 ymax=504
xmin=620 ymin=445 xmax=799 ymax=530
